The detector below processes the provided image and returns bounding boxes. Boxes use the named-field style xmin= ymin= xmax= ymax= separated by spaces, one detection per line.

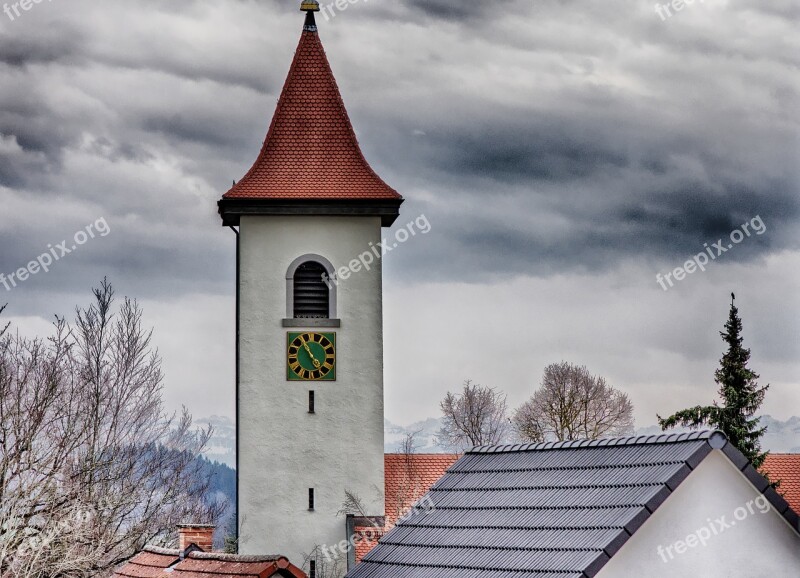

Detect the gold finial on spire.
xmin=301 ymin=0 xmax=319 ymax=31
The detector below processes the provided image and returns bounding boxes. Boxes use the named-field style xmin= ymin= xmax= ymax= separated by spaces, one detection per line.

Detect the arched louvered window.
xmin=284 ymin=254 xmax=338 ymax=326
xmin=293 ymin=261 xmax=329 ymax=319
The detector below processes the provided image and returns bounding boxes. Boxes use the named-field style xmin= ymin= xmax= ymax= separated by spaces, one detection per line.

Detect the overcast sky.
xmin=0 ymin=0 xmax=797 ymax=430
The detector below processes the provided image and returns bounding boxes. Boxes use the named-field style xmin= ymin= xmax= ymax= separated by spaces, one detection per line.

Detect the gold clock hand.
xmin=302 ymin=342 xmax=322 ymax=369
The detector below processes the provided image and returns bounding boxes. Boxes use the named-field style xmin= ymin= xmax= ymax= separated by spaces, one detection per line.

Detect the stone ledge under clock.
xmin=282 ymin=318 xmax=341 ymax=328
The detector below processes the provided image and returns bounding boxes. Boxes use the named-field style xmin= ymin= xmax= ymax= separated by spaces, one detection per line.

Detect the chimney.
xmin=178 ymin=524 xmax=215 ymax=552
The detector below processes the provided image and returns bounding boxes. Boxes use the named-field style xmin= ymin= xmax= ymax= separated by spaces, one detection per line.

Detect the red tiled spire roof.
xmin=223 ymin=11 xmax=401 ymax=201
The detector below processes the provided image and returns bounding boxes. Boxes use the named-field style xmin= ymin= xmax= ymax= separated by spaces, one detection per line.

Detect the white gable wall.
xmin=598 ymin=450 xmax=800 ymax=577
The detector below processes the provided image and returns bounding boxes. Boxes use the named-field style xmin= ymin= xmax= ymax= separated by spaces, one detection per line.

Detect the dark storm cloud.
xmin=402 ymin=0 xmax=495 ymax=22
xmin=0 ymin=0 xmax=797 ymax=307
xmin=0 ymin=0 xmax=796 ymax=428
xmin=0 ymin=24 xmax=85 ymax=67
xmin=140 ymin=112 xmax=243 ymax=148
xmin=331 ymin=0 xmax=800 ymax=281
xmin=408 ymin=113 xmax=632 ymax=182
xmin=733 ymin=0 xmax=800 ymax=20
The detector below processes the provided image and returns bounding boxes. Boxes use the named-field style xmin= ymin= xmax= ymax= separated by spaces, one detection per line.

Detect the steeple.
xmin=220 ymin=2 xmax=398 ymax=565
xmin=219 ymin=1 xmax=403 ymax=226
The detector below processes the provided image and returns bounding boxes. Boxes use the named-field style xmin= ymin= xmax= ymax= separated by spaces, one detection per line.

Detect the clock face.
xmin=287 ymin=332 xmax=336 ymax=381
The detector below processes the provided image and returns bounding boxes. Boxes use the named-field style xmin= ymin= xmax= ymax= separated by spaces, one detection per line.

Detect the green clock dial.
xmin=287 ymin=332 xmax=336 ymax=381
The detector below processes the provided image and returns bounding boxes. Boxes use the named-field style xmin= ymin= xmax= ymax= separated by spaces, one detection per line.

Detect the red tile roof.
xmin=354 ymin=454 xmax=460 ymax=564
xmin=115 ymin=549 xmax=178 ymax=578
xmin=384 ymin=454 xmax=460 ymax=529
xmin=352 ymin=526 xmax=384 ymax=567
xmin=763 ymin=454 xmax=800 ymax=513
xmin=113 ymin=547 xmax=306 ymax=578
xmin=223 ymin=18 xmax=400 ymax=201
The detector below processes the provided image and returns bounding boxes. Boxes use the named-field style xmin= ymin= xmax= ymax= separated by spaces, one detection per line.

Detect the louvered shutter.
xmin=293 ymin=261 xmax=329 ymax=318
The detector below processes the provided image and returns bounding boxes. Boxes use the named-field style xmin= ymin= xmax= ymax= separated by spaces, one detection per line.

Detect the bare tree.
xmin=301 ymin=545 xmax=346 ymax=578
xmin=399 ymin=430 xmax=421 ymax=457
xmin=513 ymin=362 xmax=634 ymax=443
xmin=385 ymin=431 xmax=425 ymax=530
xmin=0 ymin=281 xmax=223 ymax=577
xmin=336 ymin=488 xmax=383 ymax=578
xmin=338 ymin=490 xmax=376 ymax=522
xmin=437 ymin=380 xmax=508 ymax=451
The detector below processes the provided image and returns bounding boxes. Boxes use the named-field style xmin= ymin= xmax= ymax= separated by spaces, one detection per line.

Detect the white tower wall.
xmin=237 ymin=215 xmax=386 ymax=567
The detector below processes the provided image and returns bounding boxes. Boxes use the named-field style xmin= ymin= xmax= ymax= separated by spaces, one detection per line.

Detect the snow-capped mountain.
xmin=197 ymin=415 xmax=236 ymax=467
xmin=198 ymin=414 xmax=800 ymax=467
xmin=635 ymin=415 xmax=800 ymax=452
xmin=384 ymin=417 xmax=446 ymax=453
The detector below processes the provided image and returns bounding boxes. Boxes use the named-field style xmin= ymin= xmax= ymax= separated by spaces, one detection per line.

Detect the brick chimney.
xmin=178 ymin=524 xmax=215 ymax=552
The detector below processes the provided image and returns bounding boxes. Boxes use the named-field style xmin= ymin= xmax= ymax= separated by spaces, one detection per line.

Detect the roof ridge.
xmin=186 ymin=552 xmax=285 ymax=563
xmin=142 ymin=546 xmax=180 ymax=556
xmin=386 ymin=453 xmax=462 ymax=457
xmin=444 ymin=460 xmax=691 ymax=474
xmin=468 ymin=430 xmax=719 ymax=454
xmin=139 ymin=546 xmax=286 ymax=563
xmin=435 ymin=482 xmax=667 ymax=491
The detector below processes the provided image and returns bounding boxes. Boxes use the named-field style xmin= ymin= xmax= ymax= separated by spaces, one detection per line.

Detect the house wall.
xmin=599 ymin=450 xmax=800 ymax=577
xmin=237 ymin=215 xmax=385 ymax=566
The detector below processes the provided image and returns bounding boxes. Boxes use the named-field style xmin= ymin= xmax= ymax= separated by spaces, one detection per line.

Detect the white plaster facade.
xmin=237 ymin=215 xmax=386 ymax=566
xmin=599 ymin=450 xmax=800 ymax=577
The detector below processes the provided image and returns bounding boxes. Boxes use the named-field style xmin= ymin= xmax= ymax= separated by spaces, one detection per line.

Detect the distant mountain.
xmin=758 ymin=416 xmax=800 ymax=453
xmin=385 ymin=417 xmax=446 ymax=453
xmin=198 ymin=415 xmax=452 ymax=465
xmin=384 ymin=414 xmax=800 ymax=454
xmin=638 ymin=415 xmax=800 ymax=453
xmin=193 ymin=455 xmax=236 ymax=548
xmin=198 ymin=414 xmax=800 ymax=465
xmin=197 ymin=415 xmax=236 ymax=467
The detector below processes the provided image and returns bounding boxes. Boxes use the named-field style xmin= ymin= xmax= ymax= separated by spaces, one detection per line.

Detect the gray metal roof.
xmin=346 ymin=431 xmax=799 ymax=578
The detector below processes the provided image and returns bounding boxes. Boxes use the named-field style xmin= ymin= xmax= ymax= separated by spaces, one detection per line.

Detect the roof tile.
xmin=763 ymin=454 xmax=800 ymax=513
xmin=222 ymin=23 xmax=400 ymax=202
xmin=113 ymin=549 xmax=305 ymax=578
xmin=348 ymin=432 xmax=798 ymax=578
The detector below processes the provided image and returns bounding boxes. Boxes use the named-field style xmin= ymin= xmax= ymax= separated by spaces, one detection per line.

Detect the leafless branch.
xmin=512 ymin=362 xmax=634 ymax=443
xmin=0 ymin=281 xmax=224 ymax=577
xmin=437 ymin=380 xmax=509 ymax=451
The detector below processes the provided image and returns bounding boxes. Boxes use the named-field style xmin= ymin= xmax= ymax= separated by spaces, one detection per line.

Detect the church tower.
xmin=218 ymin=1 xmax=403 ymax=570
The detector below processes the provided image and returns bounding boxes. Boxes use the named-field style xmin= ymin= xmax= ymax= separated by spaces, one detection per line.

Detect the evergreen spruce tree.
xmin=658 ymin=294 xmax=769 ymax=468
